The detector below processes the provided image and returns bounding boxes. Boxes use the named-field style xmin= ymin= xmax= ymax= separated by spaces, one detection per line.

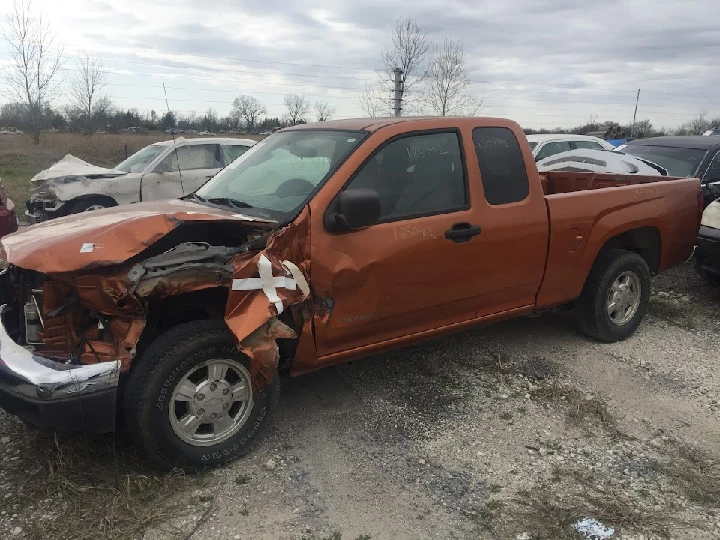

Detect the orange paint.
xmin=0 ymin=117 xmax=700 ymax=387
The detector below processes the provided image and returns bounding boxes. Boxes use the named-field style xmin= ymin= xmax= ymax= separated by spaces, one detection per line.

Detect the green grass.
xmin=0 ymin=164 xmax=39 ymax=215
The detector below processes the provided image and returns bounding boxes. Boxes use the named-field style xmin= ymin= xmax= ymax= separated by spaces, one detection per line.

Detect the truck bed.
xmin=536 ymin=173 xmax=700 ymax=309
xmin=539 ymin=171 xmax=687 ymax=195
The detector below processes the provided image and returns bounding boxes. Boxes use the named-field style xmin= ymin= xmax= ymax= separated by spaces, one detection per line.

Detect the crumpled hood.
xmin=31 ymin=154 xmax=126 ymax=183
xmin=0 ymin=199 xmax=276 ymax=273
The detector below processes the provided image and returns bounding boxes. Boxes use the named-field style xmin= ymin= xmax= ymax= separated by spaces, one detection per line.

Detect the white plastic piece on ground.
xmin=537 ymin=149 xmax=664 ymax=176
xmin=30 ymin=154 xmax=125 ymax=183
xmin=701 ymin=200 xmax=720 ymax=229
xmin=573 ymin=518 xmax=615 ymax=539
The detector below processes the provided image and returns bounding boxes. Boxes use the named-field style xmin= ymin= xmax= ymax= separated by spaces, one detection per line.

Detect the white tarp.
xmin=537 ymin=149 xmax=666 ymax=176
xmin=30 ymin=154 xmax=125 ymax=183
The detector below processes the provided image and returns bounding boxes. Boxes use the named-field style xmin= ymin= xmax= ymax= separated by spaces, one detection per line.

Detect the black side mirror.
xmin=326 ymin=189 xmax=381 ymax=232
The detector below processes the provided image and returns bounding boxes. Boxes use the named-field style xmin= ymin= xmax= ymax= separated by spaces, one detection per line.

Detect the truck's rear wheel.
xmin=123 ymin=320 xmax=278 ymax=470
xmin=575 ymin=249 xmax=651 ymax=342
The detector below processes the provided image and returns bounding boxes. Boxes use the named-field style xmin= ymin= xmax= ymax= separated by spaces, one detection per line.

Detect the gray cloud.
xmin=5 ymin=0 xmax=717 ymax=127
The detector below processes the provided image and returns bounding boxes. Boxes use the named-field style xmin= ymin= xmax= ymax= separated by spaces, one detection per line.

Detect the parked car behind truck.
xmin=527 ymin=134 xmax=615 ymax=161
xmin=617 ymin=136 xmax=720 ymax=207
xmin=0 ymin=117 xmax=701 ymax=470
xmin=26 ymin=137 xmax=256 ymax=222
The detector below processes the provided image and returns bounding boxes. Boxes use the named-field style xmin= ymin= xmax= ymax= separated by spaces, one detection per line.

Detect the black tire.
xmin=575 ymin=249 xmax=651 ymax=343
xmin=123 ymin=320 xmax=279 ymax=471
xmin=65 ymin=197 xmax=115 ymax=215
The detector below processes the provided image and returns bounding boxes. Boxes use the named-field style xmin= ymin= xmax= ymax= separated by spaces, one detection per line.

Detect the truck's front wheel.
xmin=575 ymin=249 xmax=651 ymax=342
xmin=123 ymin=320 xmax=278 ymax=470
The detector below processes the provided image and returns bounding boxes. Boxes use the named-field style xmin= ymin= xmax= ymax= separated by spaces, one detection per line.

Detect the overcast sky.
xmin=1 ymin=0 xmax=719 ymax=128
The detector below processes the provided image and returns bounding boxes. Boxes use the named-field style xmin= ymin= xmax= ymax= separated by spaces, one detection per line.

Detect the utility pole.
xmin=631 ymin=88 xmax=640 ymax=138
xmin=393 ymin=68 xmax=403 ymax=117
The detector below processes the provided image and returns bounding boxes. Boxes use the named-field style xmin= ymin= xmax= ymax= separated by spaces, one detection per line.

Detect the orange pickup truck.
xmin=0 ymin=117 xmax=702 ymax=469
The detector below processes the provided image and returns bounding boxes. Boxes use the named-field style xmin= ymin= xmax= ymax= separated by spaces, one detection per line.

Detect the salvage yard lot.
xmin=0 ymin=133 xmax=173 ymax=213
xmin=0 ymin=132 xmax=261 ymax=214
xmin=0 ymin=262 xmax=718 ymax=540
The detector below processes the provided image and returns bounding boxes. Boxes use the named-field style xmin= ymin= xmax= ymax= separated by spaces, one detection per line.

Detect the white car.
xmin=537 ymin=148 xmax=667 ymax=176
xmin=26 ymin=137 xmax=256 ymax=221
xmin=527 ymin=134 xmax=616 ymax=161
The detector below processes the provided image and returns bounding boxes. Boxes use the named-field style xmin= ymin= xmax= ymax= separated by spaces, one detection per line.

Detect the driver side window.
xmin=344 ymin=132 xmax=467 ymax=221
xmin=156 ymin=145 xmax=222 ymax=172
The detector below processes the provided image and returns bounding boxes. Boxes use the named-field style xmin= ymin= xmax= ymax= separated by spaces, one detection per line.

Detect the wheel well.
xmin=62 ymin=194 xmax=118 ymax=214
xmin=599 ymin=226 xmax=661 ymax=274
xmin=132 ymin=287 xmax=300 ymax=373
xmin=134 ymin=288 xmax=229 ymax=360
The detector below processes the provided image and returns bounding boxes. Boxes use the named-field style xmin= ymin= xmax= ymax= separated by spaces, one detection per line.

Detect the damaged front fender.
xmin=12 ymin=205 xmax=313 ymax=396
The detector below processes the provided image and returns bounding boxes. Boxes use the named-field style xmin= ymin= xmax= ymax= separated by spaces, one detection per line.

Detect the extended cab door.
xmin=306 ymin=123 xmax=549 ymax=363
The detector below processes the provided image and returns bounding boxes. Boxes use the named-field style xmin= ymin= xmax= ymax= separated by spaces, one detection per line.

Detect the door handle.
xmin=444 ymin=222 xmax=481 ymax=243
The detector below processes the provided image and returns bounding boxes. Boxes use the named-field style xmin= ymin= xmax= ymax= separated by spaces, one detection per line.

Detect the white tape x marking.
xmin=231 ymin=255 xmax=309 ymax=315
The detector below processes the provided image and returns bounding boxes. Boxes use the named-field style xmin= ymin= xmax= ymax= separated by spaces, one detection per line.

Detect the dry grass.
xmin=0 ymin=131 xmax=262 ymax=214
xmin=530 ymin=381 xmax=617 ymax=430
xmin=507 ymin=442 xmax=720 ymax=540
xmin=1 ymin=424 xmax=210 ymax=540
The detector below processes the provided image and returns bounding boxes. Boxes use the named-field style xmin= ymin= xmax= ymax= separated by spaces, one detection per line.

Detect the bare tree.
xmin=2 ymin=0 xmax=64 ymax=144
xmin=283 ymin=94 xmax=310 ymax=125
xmin=423 ymin=38 xmax=482 ymax=116
xmin=689 ymin=110 xmax=711 ymax=135
xmin=230 ymin=95 xmax=266 ymax=131
xmin=359 ymin=17 xmax=432 ymax=117
xmin=382 ymin=17 xmax=432 ymax=109
xmin=675 ymin=110 xmax=712 ymax=136
xmin=69 ymin=52 xmax=111 ymax=135
xmin=315 ymin=101 xmax=335 ymax=122
xmin=359 ymin=83 xmax=386 ymax=118
xmin=633 ymin=119 xmax=654 ymax=138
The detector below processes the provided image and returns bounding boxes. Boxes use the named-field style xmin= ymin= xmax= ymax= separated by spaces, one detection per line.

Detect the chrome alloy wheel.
xmin=168 ymin=359 xmax=253 ymax=447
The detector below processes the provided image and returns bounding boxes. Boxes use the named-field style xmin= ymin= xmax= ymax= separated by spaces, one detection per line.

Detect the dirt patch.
xmin=1 ymin=262 xmax=719 ymax=540
xmin=0 ymin=416 xmax=210 ymax=540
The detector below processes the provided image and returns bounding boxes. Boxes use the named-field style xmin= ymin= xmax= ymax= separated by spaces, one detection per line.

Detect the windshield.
xmin=115 ymin=143 xmax=168 ymax=173
xmin=528 ymin=141 xmax=538 ymax=150
xmin=621 ymin=145 xmax=707 ymax=177
xmin=195 ymin=130 xmax=366 ymax=220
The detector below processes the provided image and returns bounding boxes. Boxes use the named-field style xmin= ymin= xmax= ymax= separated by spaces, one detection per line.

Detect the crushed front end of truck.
xmin=0 ymin=201 xmax=312 ymax=435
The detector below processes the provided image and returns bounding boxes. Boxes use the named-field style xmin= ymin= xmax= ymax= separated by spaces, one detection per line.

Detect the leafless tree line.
xmin=2 ymin=0 xmax=112 ymax=142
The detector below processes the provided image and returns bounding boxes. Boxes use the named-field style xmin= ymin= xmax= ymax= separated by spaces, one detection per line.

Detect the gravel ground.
xmin=0 ymin=261 xmax=718 ymax=540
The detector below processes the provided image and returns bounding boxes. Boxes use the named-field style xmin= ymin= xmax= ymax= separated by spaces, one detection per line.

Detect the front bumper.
xmin=25 ymin=197 xmax=64 ymax=223
xmin=695 ymin=225 xmax=720 ymax=276
xmin=0 ymin=307 xmax=120 ymax=433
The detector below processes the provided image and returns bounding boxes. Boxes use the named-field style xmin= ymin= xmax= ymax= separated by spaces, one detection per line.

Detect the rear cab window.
xmin=472 ymin=127 xmax=529 ymax=205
